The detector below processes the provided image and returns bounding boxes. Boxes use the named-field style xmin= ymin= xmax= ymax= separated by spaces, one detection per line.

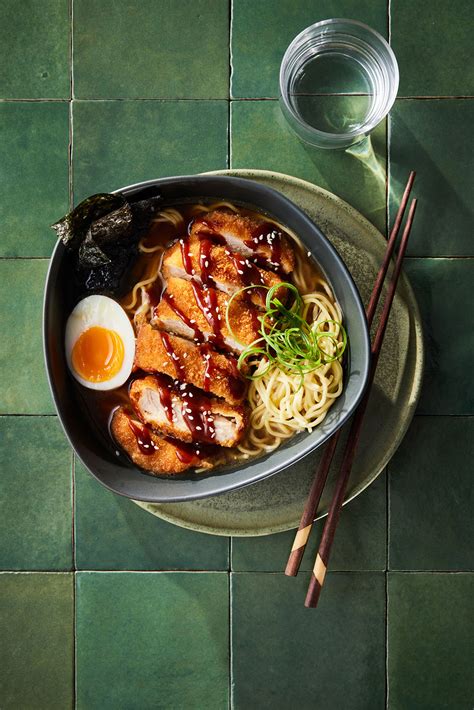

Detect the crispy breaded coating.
xmin=191 ymin=209 xmax=295 ymax=274
xmin=162 ymin=237 xmax=283 ymax=309
xmin=152 ymin=277 xmax=261 ymax=354
xmin=129 ymin=375 xmax=247 ymax=447
xmin=134 ymin=324 xmax=246 ymax=404
xmin=110 ymin=407 xmax=216 ymax=475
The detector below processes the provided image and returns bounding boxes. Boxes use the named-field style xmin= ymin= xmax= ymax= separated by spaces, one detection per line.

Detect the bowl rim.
xmin=43 ymin=174 xmax=371 ymax=502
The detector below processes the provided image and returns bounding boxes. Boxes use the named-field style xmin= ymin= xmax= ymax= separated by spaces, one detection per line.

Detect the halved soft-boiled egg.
xmin=65 ymin=295 xmax=135 ymax=390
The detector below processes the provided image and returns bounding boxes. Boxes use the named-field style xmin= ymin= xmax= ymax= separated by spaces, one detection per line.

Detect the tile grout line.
xmin=0 ymin=568 xmax=472 ymax=575
xmin=227 ymin=0 xmax=232 ymax=172
xmin=68 ymin=0 xmax=73 ymax=209
xmin=385 ymin=467 xmax=390 ymax=706
xmin=0 ymin=96 xmax=472 ymax=104
xmin=229 ymin=568 xmax=234 ymax=710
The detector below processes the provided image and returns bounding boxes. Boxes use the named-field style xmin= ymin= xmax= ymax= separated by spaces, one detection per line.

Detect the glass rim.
xmin=279 ymin=18 xmax=399 ymax=145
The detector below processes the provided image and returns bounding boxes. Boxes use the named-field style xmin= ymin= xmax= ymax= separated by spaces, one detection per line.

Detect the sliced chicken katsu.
xmin=162 ymin=236 xmax=283 ymax=309
xmin=111 ymin=406 xmax=216 ymax=475
xmin=191 ymin=209 xmax=295 ymax=274
xmin=134 ymin=324 xmax=246 ymax=404
xmin=152 ymin=277 xmax=261 ymax=354
xmin=130 ymin=375 xmax=247 ymax=447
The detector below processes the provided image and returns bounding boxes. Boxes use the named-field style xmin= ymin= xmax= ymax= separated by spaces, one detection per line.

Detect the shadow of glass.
xmin=388 ymin=109 xmax=473 ymax=255
xmin=290 ymin=112 xmax=387 ymax=232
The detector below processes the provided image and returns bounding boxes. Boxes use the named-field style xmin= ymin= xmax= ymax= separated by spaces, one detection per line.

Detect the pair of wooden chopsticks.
xmin=285 ymin=171 xmax=417 ymax=608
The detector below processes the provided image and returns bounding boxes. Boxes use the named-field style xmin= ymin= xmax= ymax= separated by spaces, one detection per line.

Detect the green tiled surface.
xmin=75 ymin=458 xmax=229 ymax=570
xmin=0 ymin=0 xmax=70 ymax=99
xmin=389 ymin=417 xmax=474 ymax=571
xmin=73 ymin=0 xmax=229 ymax=99
xmin=390 ymin=99 xmax=474 ymax=256
xmin=0 ymin=260 xmax=55 ymax=413
xmin=404 ymin=259 xmax=474 ymax=415
xmin=73 ymin=99 xmax=228 ymax=201
xmin=0 ymin=573 xmax=73 ymax=709
xmin=232 ymin=572 xmax=386 ymax=709
xmin=232 ymin=469 xmax=386 ymax=571
xmin=0 ymin=418 xmax=72 ymax=570
xmin=231 ymin=0 xmax=388 ymax=98
xmin=0 ymin=102 xmax=69 ymax=256
xmin=391 ymin=0 xmax=474 ymax=97
xmin=388 ymin=573 xmax=474 ymax=708
xmin=231 ymin=100 xmax=387 ymax=232
xmin=1 ymin=0 xmax=472 ymax=706
xmin=76 ymin=572 xmax=229 ymax=709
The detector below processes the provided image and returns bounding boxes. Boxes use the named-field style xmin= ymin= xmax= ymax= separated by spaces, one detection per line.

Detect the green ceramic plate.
xmin=133 ymin=169 xmax=424 ymax=536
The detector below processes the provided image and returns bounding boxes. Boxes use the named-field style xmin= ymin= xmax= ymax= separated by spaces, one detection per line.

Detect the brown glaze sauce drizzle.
xmin=192 ymin=215 xmax=285 ymax=274
xmin=198 ymin=237 xmax=214 ymax=286
xmin=127 ymin=417 xmax=159 ymax=456
xmin=126 ymin=409 xmax=208 ymax=465
xmin=190 ymin=281 xmax=224 ymax=348
xmin=161 ymin=291 xmax=204 ymax=341
xmin=159 ymin=331 xmax=185 ymax=379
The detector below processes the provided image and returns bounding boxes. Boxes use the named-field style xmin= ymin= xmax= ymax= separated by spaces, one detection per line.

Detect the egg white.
xmin=65 ymin=295 xmax=135 ymax=390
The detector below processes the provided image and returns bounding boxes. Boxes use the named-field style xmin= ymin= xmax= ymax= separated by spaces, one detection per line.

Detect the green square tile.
xmin=75 ymin=459 xmax=229 ymax=570
xmin=73 ymin=100 xmax=228 ymax=201
xmin=388 ymin=573 xmax=474 ymax=709
xmin=231 ymin=0 xmax=387 ymax=98
xmin=0 ymin=0 xmax=69 ymax=99
xmin=231 ymin=100 xmax=387 ymax=232
xmin=0 ymin=260 xmax=55 ymax=413
xmin=73 ymin=0 xmax=229 ymax=99
xmin=404 ymin=259 xmax=474 ymax=415
xmin=76 ymin=571 xmax=229 ymax=709
xmin=0 ymin=102 xmax=69 ymax=256
xmin=389 ymin=417 xmax=473 ymax=571
xmin=232 ymin=572 xmax=385 ymax=709
xmin=390 ymin=100 xmax=474 ymax=256
xmin=232 ymin=470 xmax=387 ymax=571
xmin=391 ymin=0 xmax=474 ymax=96
xmin=0 ymin=573 xmax=73 ymax=709
xmin=0 ymin=418 xmax=72 ymax=570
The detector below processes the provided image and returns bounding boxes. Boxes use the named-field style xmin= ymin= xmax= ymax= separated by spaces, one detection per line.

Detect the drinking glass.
xmin=279 ymin=19 xmax=399 ymax=149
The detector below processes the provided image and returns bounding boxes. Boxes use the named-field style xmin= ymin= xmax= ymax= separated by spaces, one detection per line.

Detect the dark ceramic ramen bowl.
xmin=43 ymin=175 xmax=370 ymax=502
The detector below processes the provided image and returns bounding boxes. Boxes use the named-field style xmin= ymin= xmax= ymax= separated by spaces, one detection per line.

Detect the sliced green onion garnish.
xmin=225 ymin=282 xmax=347 ymax=382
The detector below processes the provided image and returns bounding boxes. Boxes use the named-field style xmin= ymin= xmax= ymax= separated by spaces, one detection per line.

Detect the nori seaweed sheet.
xmin=51 ymin=191 xmax=162 ymax=297
xmin=51 ymin=193 xmax=126 ymax=251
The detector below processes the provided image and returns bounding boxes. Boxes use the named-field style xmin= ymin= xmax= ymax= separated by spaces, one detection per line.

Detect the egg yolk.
xmin=71 ymin=326 xmax=124 ymax=383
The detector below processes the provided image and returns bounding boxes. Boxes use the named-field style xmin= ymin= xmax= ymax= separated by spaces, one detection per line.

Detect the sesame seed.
xmin=188 ymin=415 xmax=194 ymax=420
xmin=196 ymin=426 xmax=202 ymax=431
xmin=237 ymin=269 xmax=244 ymax=275
xmin=307 ymin=251 xmax=311 ymax=257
